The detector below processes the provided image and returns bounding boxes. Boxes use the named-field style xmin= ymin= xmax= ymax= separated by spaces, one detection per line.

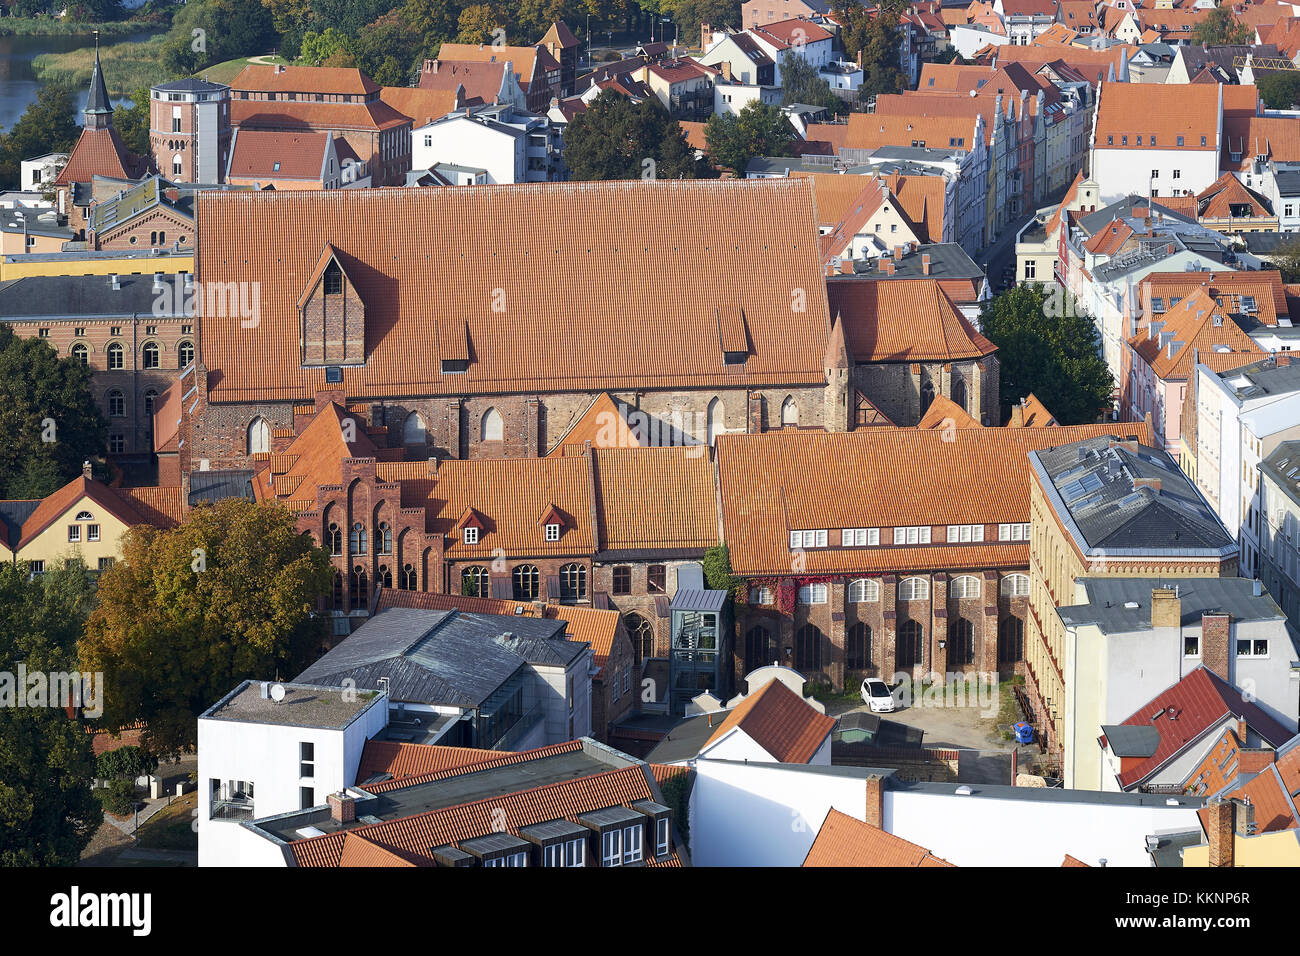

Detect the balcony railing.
xmin=492 ymin=701 xmax=545 ymax=751
xmin=211 ymin=798 xmax=255 ymax=821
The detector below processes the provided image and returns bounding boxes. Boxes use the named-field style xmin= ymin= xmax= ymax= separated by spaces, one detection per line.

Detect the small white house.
xmin=19 ymin=153 xmax=68 ymax=191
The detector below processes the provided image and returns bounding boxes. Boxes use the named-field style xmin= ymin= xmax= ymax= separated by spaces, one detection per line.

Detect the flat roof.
xmin=200 ymin=680 xmax=382 ymax=729
xmin=1059 ymin=577 xmax=1289 ymax=632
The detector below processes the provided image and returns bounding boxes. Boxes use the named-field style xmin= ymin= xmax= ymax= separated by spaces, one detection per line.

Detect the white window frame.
xmin=790 ymin=529 xmax=827 ymax=549
xmin=1001 ymin=573 xmax=1030 ymax=597
xmin=545 ymin=523 xmax=560 ymax=542
xmin=798 ymin=583 xmax=828 ymax=604
xmin=899 ymin=577 xmax=929 ymax=601
xmin=950 ymin=575 xmax=981 ymax=599
xmin=1236 ymin=638 xmax=1269 ymax=659
xmin=998 ymin=523 xmax=1030 ymax=541
xmin=848 ymin=578 xmax=880 ymax=603
xmin=893 ymin=526 xmax=931 ymax=545
xmin=841 ymin=528 xmax=879 ymax=546
xmin=656 ymin=817 xmax=669 ymax=856
xmin=463 ymin=527 xmax=479 ymax=545
xmin=946 ymin=524 xmax=985 ymax=543
xmin=67 ymin=525 xmax=81 ymax=543
xmin=622 ymin=824 xmax=643 ymax=864
xmin=88 ymin=524 xmax=100 ymax=542
xmin=602 ymin=828 xmax=623 ymax=866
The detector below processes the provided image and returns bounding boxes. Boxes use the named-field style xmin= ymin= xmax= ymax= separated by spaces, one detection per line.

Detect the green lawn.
xmin=199 ymin=54 xmax=289 ymax=86
xmin=134 ymin=791 xmax=198 ymax=851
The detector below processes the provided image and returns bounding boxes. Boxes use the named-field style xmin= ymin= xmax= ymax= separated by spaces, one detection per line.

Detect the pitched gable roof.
xmin=436 ymin=42 xmax=559 ymax=89
xmin=9 ymin=476 xmax=164 ymax=550
xmin=591 ymin=447 xmax=719 ymax=555
xmin=827 ymin=279 xmax=997 ymax=363
xmin=918 ymin=393 xmax=982 ymax=429
xmin=195 ymin=181 xmax=832 ymax=403
xmin=378 ymin=86 xmax=461 ymax=126
xmin=1128 ymin=289 xmax=1264 ymax=382
xmin=228 ymin=129 xmax=331 ymax=182
xmin=701 ymin=678 xmax=836 ymax=762
xmin=803 ymin=808 xmax=955 ymax=867
xmin=53 ymin=127 xmax=136 ymax=188
xmin=1111 ymin=666 xmax=1296 ymax=789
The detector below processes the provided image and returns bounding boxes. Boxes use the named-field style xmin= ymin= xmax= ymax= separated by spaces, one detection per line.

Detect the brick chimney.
xmin=884 ymin=258 xmax=895 ymax=275
xmin=721 ymin=60 xmax=732 ymax=81
xmin=865 ymin=774 xmax=885 ymax=829
xmin=1010 ymin=403 xmax=1025 ymax=427
xmin=922 ymin=253 xmax=932 ymax=275
xmin=893 ymin=245 xmax=904 ymax=261
xmin=1132 ymin=477 xmax=1161 ymax=492
xmin=701 ymin=22 xmax=711 ymax=50
xmin=1150 ymin=587 xmax=1180 ymax=628
xmin=1207 ymin=799 xmax=1234 ymax=867
xmin=82 ymin=460 xmax=93 ymax=479
xmin=841 ymin=258 xmax=855 ymax=275
xmin=1200 ymin=612 xmax=1230 ymax=682
xmin=327 ymin=791 xmax=356 ymax=824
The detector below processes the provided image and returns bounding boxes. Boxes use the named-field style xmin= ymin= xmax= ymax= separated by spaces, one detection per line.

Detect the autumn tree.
xmin=1191 ymin=6 xmax=1253 ymax=45
xmin=565 ymin=89 xmax=701 ymax=180
xmin=80 ymin=499 xmax=334 ymax=756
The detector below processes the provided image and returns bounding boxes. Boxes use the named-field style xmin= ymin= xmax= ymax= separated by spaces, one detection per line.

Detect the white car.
xmin=860 ymin=678 xmax=896 ymax=713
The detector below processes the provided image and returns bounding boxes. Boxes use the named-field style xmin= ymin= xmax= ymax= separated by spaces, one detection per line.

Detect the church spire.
xmin=84 ymin=31 xmax=114 ymax=130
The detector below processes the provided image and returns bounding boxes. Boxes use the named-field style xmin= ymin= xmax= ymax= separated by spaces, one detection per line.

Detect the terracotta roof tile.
xmin=356 ymin=739 xmax=504 ymax=785
xmin=592 ymin=447 xmax=718 ymax=554
xmin=379 ymin=86 xmax=460 ymax=126
xmin=233 ymin=64 xmax=381 ymax=96
xmin=290 ymin=761 xmax=659 ymax=866
xmin=227 ymin=129 xmax=330 ymax=182
xmin=1061 ymin=853 xmax=1089 ymax=866
xmin=717 ymin=424 xmax=1151 ymax=575
xmin=1142 ymin=269 xmax=1287 ymax=327
xmin=116 ymin=486 xmax=184 ymax=527
xmin=417 ymin=59 xmax=513 ymax=106
xmin=703 ymin=679 xmax=836 ymax=762
xmin=195 ymin=181 xmax=832 ymax=403
xmin=827 ymin=279 xmax=997 ymax=363
xmin=1196 ymin=171 xmax=1271 ymax=220
xmin=918 ymin=394 xmax=982 ymax=429
xmin=436 ymin=43 xmax=559 ymax=89
xmin=231 ymin=98 xmax=409 ymax=134
xmin=53 ymin=127 xmax=136 ymax=187
xmin=1095 ymin=84 xmax=1232 ymax=151
xmin=1222 ymin=115 xmax=1300 ymax=171
xmin=803 ymin=808 xmax=954 ymax=866
xmin=1084 ymin=218 xmax=1135 ymax=256
xmin=1127 ymin=289 xmax=1264 ymax=381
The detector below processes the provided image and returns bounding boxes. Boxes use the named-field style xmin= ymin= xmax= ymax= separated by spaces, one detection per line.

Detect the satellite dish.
xmin=269 ymin=683 xmax=286 ymax=702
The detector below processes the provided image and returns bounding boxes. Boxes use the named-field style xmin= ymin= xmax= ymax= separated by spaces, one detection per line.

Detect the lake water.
xmin=0 ymin=30 xmax=156 ymax=134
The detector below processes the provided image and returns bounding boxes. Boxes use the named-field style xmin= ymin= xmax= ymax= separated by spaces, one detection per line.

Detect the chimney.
xmin=701 ymin=22 xmax=711 ymax=51
xmin=81 ymin=460 xmax=92 ymax=479
xmin=1010 ymin=404 xmax=1025 ymax=427
xmin=1207 ymin=799 xmax=1234 ymax=867
xmin=327 ymin=791 xmax=356 ymax=824
xmin=1150 ymin=587 xmax=1180 ymax=628
xmin=721 ymin=60 xmax=732 ymax=81
xmin=893 ymin=245 xmax=904 ymax=261
xmin=1233 ymin=798 xmax=1256 ymax=837
xmin=840 ymin=258 xmax=855 ymax=275
xmin=884 ymin=258 xmax=895 ymax=275
xmin=432 ymin=59 xmax=439 ymax=74
xmin=109 ymin=273 xmax=120 ymax=290
xmin=1132 ymin=477 xmax=1161 ymax=492
xmin=922 ymin=253 xmax=932 ymax=275
xmin=865 ymin=774 xmax=885 ymax=829
xmin=1200 ymin=612 xmax=1230 ymax=682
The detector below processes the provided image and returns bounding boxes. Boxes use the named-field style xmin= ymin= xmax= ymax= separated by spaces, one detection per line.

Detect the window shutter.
xmin=490 ymin=576 xmax=511 ymax=599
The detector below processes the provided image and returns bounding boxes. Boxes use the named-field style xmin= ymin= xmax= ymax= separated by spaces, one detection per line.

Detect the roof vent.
xmin=955 ymin=785 xmax=973 ymax=795
xmin=109 ymin=274 xmax=120 ymax=290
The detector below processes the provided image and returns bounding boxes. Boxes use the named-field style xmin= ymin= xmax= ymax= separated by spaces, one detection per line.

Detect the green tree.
xmin=348 ymin=11 xmax=424 ymax=86
xmin=0 ymin=324 xmax=109 ymax=500
xmin=564 ymin=89 xmax=700 ymax=180
xmin=163 ymin=0 xmax=279 ymax=74
xmin=980 ymin=284 xmax=1114 ymax=424
xmin=669 ymin=0 xmax=742 ymax=40
xmin=0 ymin=563 xmax=100 ymax=866
xmin=80 ymin=498 xmax=334 ymax=756
xmin=402 ymin=0 xmax=460 ymax=54
xmin=836 ymin=3 xmax=906 ymax=101
xmin=1266 ymin=239 xmax=1300 ymax=283
xmin=308 ymin=0 xmax=393 ymax=35
xmin=298 ymin=27 xmax=351 ymax=65
xmin=1258 ymin=71 xmax=1300 ymax=110
xmin=1191 ymin=6 xmax=1252 ymax=45
xmin=704 ymin=99 xmax=794 ymax=174
xmin=112 ymin=86 xmax=152 ymax=157
xmin=0 ymin=82 xmax=80 ymax=190
xmin=779 ymin=51 xmax=841 ymax=111
xmin=96 ymin=745 xmax=158 ymax=781
xmin=702 ymin=545 xmax=739 ymax=597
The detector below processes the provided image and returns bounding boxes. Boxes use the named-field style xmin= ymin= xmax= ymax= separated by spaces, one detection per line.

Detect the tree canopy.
xmin=0 ymin=562 xmax=100 ymax=866
xmin=834 ymin=3 xmax=907 ymax=101
xmin=1258 ymin=71 xmax=1300 ymax=111
xmin=779 ymin=51 xmax=842 ymax=111
xmin=0 ymin=324 xmax=108 ymax=500
xmin=1190 ymin=6 xmax=1253 ymax=45
xmin=704 ymin=100 xmax=795 ymax=175
xmin=564 ymin=90 xmax=702 ymax=180
xmin=80 ymin=498 xmax=334 ymax=756
xmin=980 ymin=284 xmax=1115 ymax=425
xmin=0 ymin=82 xmax=80 ymax=191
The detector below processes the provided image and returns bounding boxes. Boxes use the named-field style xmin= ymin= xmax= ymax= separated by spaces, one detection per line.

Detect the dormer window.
xmin=464 ymin=527 xmax=479 ymax=545
xmin=545 ymin=523 xmax=560 ymax=542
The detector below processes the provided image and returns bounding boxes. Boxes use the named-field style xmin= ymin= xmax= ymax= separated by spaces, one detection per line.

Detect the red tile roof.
xmin=53 ymin=127 xmax=136 ymax=188
xmin=1112 ymin=666 xmax=1296 ymax=789
xmin=378 ymin=86 xmax=461 ymax=126
xmin=290 ymin=760 xmax=668 ymax=866
xmin=1127 ymin=289 xmax=1264 ymax=382
xmin=436 ymin=42 xmax=560 ymax=89
xmin=233 ymin=64 xmax=381 ymax=96
xmin=717 ymin=424 xmax=1152 ymax=576
xmin=1083 ymin=218 xmax=1135 ymax=256
xmin=417 ymin=59 xmax=514 ymax=106
xmin=803 ymin=808 xmax=955 ymax=866
xmin=827 ymin=279 xmax=997 ymax=363
xmin=918 ymin=393 xmax=982 ymax=429
xmin=194 ymin=181 xmax=832 ymax=403
xmin=703 ymin=679 xmax=836 ymax=762
xmin=227 ymin=129 xmax=330 ymax=182
xmin=8 ymin=475 xmax=181 ymax=550
xmin=231 ymin=98 xmax=409 ymax=134
xmin=1095 ymin=84 xmax=1229 ymax=151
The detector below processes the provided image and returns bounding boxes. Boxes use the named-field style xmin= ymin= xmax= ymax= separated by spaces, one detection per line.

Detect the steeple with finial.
xmin=84 ymin=30 xmax=114 ymax=131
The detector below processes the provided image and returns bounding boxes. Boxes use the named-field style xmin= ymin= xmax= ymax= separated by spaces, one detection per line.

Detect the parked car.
xmin=860 ymin=678 xmax=896 ymax=713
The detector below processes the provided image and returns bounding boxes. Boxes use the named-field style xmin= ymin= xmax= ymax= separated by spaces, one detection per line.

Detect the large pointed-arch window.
xmin=247 ymin=417 xmax=270 ymax=455
xmin=781 ymin=396 xmax=799 ymax=426
xmin=481 ymin=407 xmax=503 ymax=442
xmin=402 ymin=411 xmax=427 ymax=447
xmin=707 ymin=397 xmax=724 ymax=445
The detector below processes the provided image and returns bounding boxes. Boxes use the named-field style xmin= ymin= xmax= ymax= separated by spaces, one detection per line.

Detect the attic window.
xmin=1241 ymin=296 xmax=1257 ymax=313
xmin=325 ymin=366 xmax=343 ymax=383
xmin=545 ymin=523 xmax=560 ymax=542
xmin=464 ymin=527 xmax=479 ymax=545
xmin=1150 ymin=296 xmax=1165 ymax=313
xmin=273 ymin=161 xmax=281 ymax=172
xmin=723 ymin=350 xmax=747 ymax=365
xmin=323 ymin=262 xmax=343 ymax=295
xmin=441 ymin=358 xmax=469 ymax=373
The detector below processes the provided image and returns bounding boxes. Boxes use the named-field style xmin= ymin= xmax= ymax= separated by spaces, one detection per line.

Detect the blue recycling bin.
xmin=1013 ymin=721 xmax=1035 ymax=745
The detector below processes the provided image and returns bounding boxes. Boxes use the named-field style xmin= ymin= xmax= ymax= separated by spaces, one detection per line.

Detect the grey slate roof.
xmin=1238 ymin=231 xmax=1296 ymax=255
xmin=669 ymin=588 xmax=729 ymax=612
xmin=644 ymin=710 xmax=732 ymax=763
xmin=85 ymin=46 xmax=112 ymax=117
xmin=1101 ymin=723 xmax=1161 ymax=758
xmin=0 ymin=273 xmax=184 ymax=319
xmin=1059 ymin=577 xmax=1292 ymax=633
xmin=833 ymin=242 xmax=984 ymax=281
xmin=1030 ymin=436 xmax=1236 ymax=557
xmin=1260 ymin=439 xmax=1300 ymax=510
xmin=152 ymin=77 xmax=229 ymax=94
xmin=293 ymin=606 xmax=583 ymax=709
